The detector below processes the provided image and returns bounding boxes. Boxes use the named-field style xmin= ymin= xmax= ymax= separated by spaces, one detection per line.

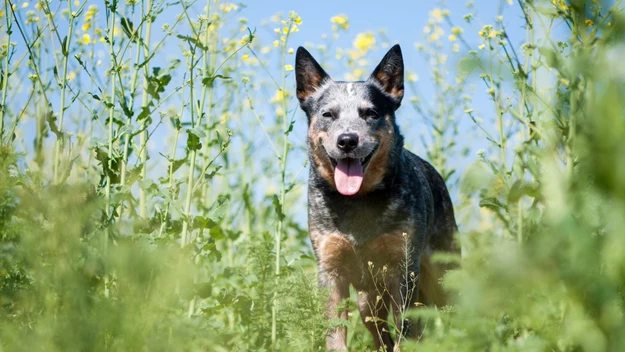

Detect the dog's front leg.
xmin=320 ymin=272 xmax=350 ymax=350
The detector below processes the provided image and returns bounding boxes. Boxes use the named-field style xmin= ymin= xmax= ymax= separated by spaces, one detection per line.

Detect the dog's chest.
xmin=316 ymin=233 xmax=408 ymax=289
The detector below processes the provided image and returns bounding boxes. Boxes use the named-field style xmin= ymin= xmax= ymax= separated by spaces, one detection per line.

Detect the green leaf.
xmin=195 ymin=282 xmax=212 ymax=299
xmin=479 ymin=197 xmax=506 ymax=211
xmin=507 ymin=181 xmax=540 ymax=203
xmin=272 ymin=194 xmax=285 ymax=221
xmin=146 ymin=67 xmax=172 ymax=101
xmin=61 ymin=36 xmax=68 ymax=57
xmin=120 ymin=17 xmax=134 ymax=41
xmin=176 ymin=34 xmax=208 ymax=51
xmin=207 ymin=196 xmax=229 ymax=222
xmin=204 ymin=165 xmax=222 ymax=181
xmin=137 ymin=106 xmax=151 ymax=122
xmin=202 ymin=74 xmax=231 ymax=88
xmin=186 ymin=128 xmax=203 ymax=151
xmin=193 ymin=216 xmax=217 ymax=230
xmin=168 ymin=158 xmax=187 ymax=175
xmin=284 ymin=119 xmax=295 ymax=136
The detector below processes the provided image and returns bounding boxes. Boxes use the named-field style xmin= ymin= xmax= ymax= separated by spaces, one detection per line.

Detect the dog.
xmin=295 ymin=44 xmax=458 ymax=351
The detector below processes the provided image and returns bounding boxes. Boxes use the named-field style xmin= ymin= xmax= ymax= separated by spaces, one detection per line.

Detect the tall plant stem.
xmin=0 ymin=1 xmax=11 ymax=145
xmin=272 ymin=18 xmax=294 ymax=350
xmin=179 ymin=0 xmax=213 ymax=318
xmin=138 ymin=0 xmax=153 ymax=218
xmin=120 ymin=3 xmax=144 ymax=188
xmin=104 ymin=0 xmax=119 ymax=298
xmin=53 ymin=0 xmax=76 ymax=183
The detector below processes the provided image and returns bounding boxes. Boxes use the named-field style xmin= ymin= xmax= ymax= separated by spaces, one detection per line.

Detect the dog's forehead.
xmin=316 ymin=81 xmax=375 ymax=109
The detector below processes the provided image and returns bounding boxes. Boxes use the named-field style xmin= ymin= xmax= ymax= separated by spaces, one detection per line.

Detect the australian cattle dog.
xmin=295 ymin=44 xmax=458 ymax=351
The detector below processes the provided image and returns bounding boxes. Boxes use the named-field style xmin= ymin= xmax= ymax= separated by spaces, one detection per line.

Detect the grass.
xmin=2 ymin=0 xmax=625 ymax=351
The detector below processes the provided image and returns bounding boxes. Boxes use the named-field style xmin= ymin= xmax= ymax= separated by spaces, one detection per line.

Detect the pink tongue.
xmin=334 ymin=159 xmax=363 ymax=196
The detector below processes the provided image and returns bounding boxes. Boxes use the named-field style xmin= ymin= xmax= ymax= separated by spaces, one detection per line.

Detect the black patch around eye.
xmin=322 ymin=111 xmax=333 ymax=118
xmin=359 ymin=107 xmax=381 ymax=120
xmin=366 ymin=109 xmax=380 ymax=119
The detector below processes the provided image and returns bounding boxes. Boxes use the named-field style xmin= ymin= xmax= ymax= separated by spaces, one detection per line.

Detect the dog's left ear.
xmin=368 ymin=44 xmax=404 ymax=108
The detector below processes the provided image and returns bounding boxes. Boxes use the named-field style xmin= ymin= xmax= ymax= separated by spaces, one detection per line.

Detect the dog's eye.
xmin=366 ymin=109 xmax=380 ymax=119
xmin=321 ymin=111 xmax=333 ymax=118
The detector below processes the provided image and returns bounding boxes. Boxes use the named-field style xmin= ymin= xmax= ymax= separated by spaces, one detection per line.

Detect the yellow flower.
xmin=82 ymin=22 xmax=91 ymax=31
xmin=585 ymin=19 xmax=594 ymax=27
xmin=345 ymin=68 xmax=365 ymax=81
xmin=451 ymin=27 xmax=463 ymax=35
xmin=83 ymin=33 xmax=92 ymax=44
xmin=294 ymin=15 xmax=302 ymax=25
xmin=428 ymin=26 xmax=444 ymax=42
xmin=353 ymin=32 xmax=375 ymax=52
xmin=551 ymin=0 xmax=568 ymax=11
xmin=270 ymin=89 xmax=288 ymax=103
xmin=288 ymin=47 xmax=294 ymax=54
xmin=219 ymin=3 xmax=238 ymax=13
xmin=242 ymin=54 xmax=249 ymax=61
xmin=453 ymin=43 xmax=460 ymax=53
xmin=22 ymin=2 xmax=29 ymax=9
xmin=406 ymin=72 xmax=418 ymax=82
xmin=284 ymin=64 xmax=293 ymax=71
xmin=347 ymin=49 xmax=361 ymax=60
xmin=0 ymin=10 xmax=4 ymax=18
xmin=261 ymin=46 xmax=271 ymax=54
xmin=282 ymin=27 xmax=289 ymax=34
xmin=273 ymin=40 xmax=279 ymax=47
xmin=430 ymin=8 xmax=443 ymax=23
xmin=448 ymin=34 xmax=457 ymax=42
xmin=330 ymin=14 xmax=349 ymax=30
xmin=478 ymin=43 xmax=485 ymax=50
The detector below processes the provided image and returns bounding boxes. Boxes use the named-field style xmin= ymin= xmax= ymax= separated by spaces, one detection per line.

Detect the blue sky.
xmin=9 ymin=0 xmax=532 ymax=225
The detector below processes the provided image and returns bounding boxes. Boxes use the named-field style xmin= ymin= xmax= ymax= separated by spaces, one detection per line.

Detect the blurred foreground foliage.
xmin=1 ymin=0 xmax=625 ymax=351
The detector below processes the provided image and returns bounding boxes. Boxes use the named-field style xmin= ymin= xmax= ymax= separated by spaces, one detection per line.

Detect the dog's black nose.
xmin=337 ymin=133 xmax=359 ymax=152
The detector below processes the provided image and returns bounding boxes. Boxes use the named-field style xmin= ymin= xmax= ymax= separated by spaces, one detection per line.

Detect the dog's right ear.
xmin=295 ymin=47 xmax=330 ymax=104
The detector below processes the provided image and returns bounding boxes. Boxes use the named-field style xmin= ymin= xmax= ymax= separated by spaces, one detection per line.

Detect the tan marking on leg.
xmin=359 ymin=233 xmax=407 ymax=275
xmin=326 ymin=281 xmax=349 ymax=350
xmin=318 ymin=234 xmax=358 ymax=280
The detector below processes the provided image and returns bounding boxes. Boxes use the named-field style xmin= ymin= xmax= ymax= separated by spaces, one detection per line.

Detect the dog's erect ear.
xmin=295 ymin=47 xmax=330 ymax=104
xmin=368 ymin=44 xmax=404 ymax=107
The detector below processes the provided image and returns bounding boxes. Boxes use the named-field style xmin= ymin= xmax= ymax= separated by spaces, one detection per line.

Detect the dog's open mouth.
xmin=329 ymin=146 xmax=378 ymax=196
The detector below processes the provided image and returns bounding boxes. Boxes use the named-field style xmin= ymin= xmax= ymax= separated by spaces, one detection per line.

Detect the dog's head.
xmin=296 ymin=44 xmax=404 ymax=196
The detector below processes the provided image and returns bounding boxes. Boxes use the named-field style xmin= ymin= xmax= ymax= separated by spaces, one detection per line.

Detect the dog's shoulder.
xmin=402 ymin=149 xmax=458 ymax=250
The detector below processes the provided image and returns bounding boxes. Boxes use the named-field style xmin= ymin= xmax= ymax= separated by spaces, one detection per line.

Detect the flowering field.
xmin=1 ymin=0 xmax=625 ymax=351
